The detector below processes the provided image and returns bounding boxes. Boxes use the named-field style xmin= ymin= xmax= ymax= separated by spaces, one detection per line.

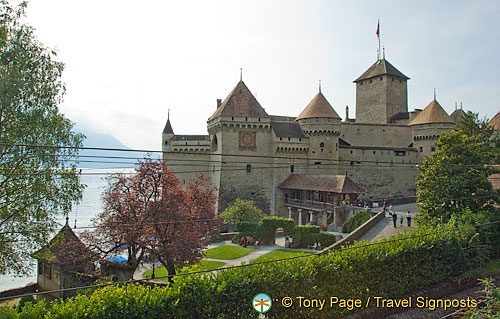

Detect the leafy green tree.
xmin=0 ymin=1 xmax=85 ymax=274
xmin=220 ymin=198 xmax=264 ymax=224
xmin=416 ymin=112 xmax=500 ymax=226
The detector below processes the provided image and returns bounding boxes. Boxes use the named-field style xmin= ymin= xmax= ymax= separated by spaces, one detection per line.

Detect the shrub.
xmin=291 ymin=225 xmax=336 ymax=248
xmin=235 ymin=221 xmax=260 ymax=238
xmin=236 ymin=217 xmax=295 ymax=244
xmin=342 ymin=210 xmax=371 ymax=233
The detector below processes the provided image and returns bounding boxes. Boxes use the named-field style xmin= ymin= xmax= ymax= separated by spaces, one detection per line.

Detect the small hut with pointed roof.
xmin=32 ymin=218 xmax=96 ymax=298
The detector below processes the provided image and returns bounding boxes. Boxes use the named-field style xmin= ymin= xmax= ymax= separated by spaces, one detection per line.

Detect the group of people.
xmin=391 ymin=210 xmax=412 ymax=228
xmin=285 ymin=236 xmax=294 ymax=248
xmin=312 ymin=241 xmax=322 ymax=250
xmin=381 ymin=200 xmax=412 ymax=228
xmin=240 ymin=236 xmax=260 ymax=247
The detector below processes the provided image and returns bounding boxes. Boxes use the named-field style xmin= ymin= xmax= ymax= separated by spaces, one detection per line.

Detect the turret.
xmin=162 ymin=114 xmax=174 ymax=159
xmin=409 ymin=98 xmax=454 ymax=159
xmin=296 ymin=91 xmax=341 ymax=170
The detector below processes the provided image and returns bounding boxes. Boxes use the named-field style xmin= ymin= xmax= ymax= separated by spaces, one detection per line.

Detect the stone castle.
xmin=161 ymin=57 xmax=470 ymax=227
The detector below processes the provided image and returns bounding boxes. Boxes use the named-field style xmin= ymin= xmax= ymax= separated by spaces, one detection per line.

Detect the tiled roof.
xmin=32 ymin=220 xmax=83 ymax=263
xmin=354 ymin=59 xmax=409 ymax=82
xmin=295 ymin=93 xmax=340 ymax=120
xmin=163 ymin=119 xmax=174 ymax=134
xmin=272 ymin=121 xmax=304 ymax=138
xmin=489 ymin=111 xmax=500 ymax=130
xmin=408 ymin=99 xmax=454 ymax=126
xmin=279 ymin=174 xmax=365 ymax=193
xmin=450 ymin=109 xmax=466 ymax=124
xmin=208 ymin=81 xmax=269 ymax=121
xmin=171 ymin=135 xmax=210 ymax=141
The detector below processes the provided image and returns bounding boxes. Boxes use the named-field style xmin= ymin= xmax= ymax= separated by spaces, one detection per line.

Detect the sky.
xmin=21 ymin=0 xmax=500 ymax=151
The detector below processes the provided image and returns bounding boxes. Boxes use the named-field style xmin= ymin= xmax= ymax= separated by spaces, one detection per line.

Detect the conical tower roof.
xmin=295 ymin=92 xmax=340 ymax=121
xmin=490 ymin=111 xmax=500 ymax=130
xmin=354 ymin=59 xmax=409 ymax=82
xmin=208 ymin=81 xmax=268 ymax=121
xmin=163 ymin=118 xmax=174 ymax=134
xmin=408 ymin=99 xmax=454 ymax=126
xmin=450 ymin=108 xmax=466 ymax=124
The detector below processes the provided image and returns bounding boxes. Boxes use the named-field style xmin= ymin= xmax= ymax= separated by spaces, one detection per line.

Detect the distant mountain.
xmin=71 ymin=123 xmax=159 ymax=168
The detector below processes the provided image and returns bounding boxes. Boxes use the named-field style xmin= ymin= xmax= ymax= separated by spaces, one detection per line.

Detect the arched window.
xmin=211 ymin=135 xmax=218 ymax=151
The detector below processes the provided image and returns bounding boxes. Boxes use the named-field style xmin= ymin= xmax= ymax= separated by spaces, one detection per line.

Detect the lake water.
xmin=0 ymin=168 xmax=133 ymax=292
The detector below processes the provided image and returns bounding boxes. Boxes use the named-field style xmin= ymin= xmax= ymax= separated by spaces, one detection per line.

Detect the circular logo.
xmin=252 ymin=293 xmax=272 ymax=313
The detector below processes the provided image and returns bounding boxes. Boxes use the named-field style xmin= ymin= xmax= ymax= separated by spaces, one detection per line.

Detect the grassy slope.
xmin=143 ymin=260 xmax=225 ymax=280
xmin=202 ymin=245 xmax=256 ymax=260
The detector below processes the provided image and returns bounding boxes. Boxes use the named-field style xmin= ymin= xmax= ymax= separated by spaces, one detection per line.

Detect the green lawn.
xmin=203 ymin=245 xmax=256 ymax=260
xmin=142 ymin=260 xmax=225 ymax=280
xmin=251 ymin=249 xmax=311 ymax=263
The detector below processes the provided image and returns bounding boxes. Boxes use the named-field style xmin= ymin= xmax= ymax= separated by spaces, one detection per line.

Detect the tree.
xmin=416 ymin=112 xmax=500 ymax=225
xmin=82 ymin=158 xmax=221 ymax=281
xmin=220 ymin=198 xmax=264 ymax=224
xmin=0 ymin=1 xmax=85 ymax=274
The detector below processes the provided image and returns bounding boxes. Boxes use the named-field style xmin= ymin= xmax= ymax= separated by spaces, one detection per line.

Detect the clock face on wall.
xmin=239 ymin=132 xmax=256 ymax=151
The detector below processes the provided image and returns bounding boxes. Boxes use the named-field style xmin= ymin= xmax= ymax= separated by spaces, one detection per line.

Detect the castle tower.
xmin=207 ymin=80 xmax=273 ymax=211
xmin=296 ymin=92 xmax=341 ymax=172
xmin=354 ymin=59 xmax=409 ymax=124
xmin=161 ymin=116 xmax=174 ymax=155
xmin=409 ymin=98 xmax=455 ymax=160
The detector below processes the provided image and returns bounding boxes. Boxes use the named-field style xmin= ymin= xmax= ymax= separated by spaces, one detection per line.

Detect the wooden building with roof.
xmin=32 ymin=217 xmax=96 ymax=298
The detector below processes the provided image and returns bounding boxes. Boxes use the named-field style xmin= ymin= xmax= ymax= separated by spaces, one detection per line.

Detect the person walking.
xmin=389 ymin=204 xmax=393 ymax=216
xmin=400 ymin=214 xmax=404 ymax=227
xmin=289 ymin=236 xmax=293 ymax=248
xmin=392 ymin=212 xmax=397 ymax=228
xmin=407 ymin=211 xmax=412 ymax=227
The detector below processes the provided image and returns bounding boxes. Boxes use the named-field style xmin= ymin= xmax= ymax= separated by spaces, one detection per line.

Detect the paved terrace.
xmin=358 ymin=203 xmax=419 ymax=242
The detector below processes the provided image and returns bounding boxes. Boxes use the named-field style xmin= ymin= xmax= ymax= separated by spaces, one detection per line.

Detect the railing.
xmin=285 ymin=198 xmax=336 ymax=210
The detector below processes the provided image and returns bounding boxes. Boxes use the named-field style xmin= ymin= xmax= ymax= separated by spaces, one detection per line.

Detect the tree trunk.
xmin=159 ymin=258 xmax=176 ymax=284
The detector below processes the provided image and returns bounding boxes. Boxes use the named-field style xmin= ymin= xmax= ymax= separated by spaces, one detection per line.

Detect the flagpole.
xmin=378 ymin=20 xmax=381 ymax=61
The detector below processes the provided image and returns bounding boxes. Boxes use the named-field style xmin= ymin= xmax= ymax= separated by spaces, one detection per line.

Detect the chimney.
xmin=345 ymin=105 xmax=349 ymax=121
xmin=217 ymin=99 xmax=222 ymax=108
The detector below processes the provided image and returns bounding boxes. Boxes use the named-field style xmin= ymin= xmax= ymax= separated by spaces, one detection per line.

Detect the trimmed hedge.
xmin=342 ymin=210 xmax=371 ymax=233
xmin=236 ymin=217 xmax=295 ymax=244
xmin=4 ymin=223 xmax=498 ymax=319
xmin=290 ymin=226 xmax=336 ymax=248
xmin=235 ymin=221 xmax=260 ymax=238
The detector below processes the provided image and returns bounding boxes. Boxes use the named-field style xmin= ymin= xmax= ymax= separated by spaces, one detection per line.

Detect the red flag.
xmin=376 ymin=21 xmax=380 ymax=38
